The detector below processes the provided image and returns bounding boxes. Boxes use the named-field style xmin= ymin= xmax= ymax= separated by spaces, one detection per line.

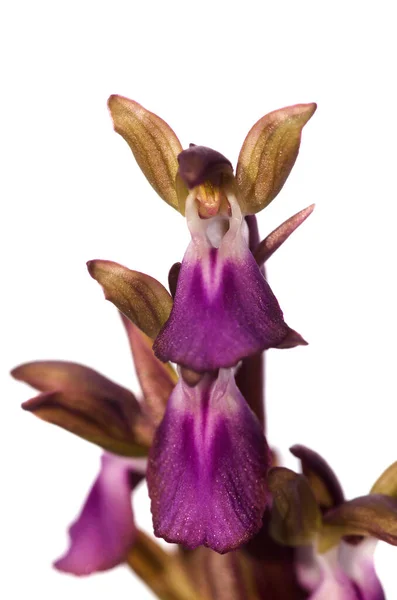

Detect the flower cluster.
xmin=13 ymin=97 xmax=397 ymax=599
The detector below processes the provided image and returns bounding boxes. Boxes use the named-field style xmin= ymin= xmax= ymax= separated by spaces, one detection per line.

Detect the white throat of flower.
xmin=184 ymin=188 xmax=248 ymax=253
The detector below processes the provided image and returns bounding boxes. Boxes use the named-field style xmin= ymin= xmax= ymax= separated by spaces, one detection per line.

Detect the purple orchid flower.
xmin=147 ymin=368 xmax=270 ymax=552
xmin=152 ymin=157 xmax=291 ymax=372
xmin=55 ymin=453 xmax=146 ymax=576
xmin=105 ymin=96 xmax=315 ymax=373
xmin=296 ymin=540 xmax=384 ymax=600
xmin=266 ymin=446 xmax=397 ymax=600
xmin=12 ymin=318 xmax=174 ymax=575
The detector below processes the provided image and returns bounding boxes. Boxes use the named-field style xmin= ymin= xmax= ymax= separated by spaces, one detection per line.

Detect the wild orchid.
xmin=13 ymin=96 xmax=397 ymax=599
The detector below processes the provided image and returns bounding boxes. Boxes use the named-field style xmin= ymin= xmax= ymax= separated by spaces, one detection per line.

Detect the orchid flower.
xmin=267 ymin=446 xmax=397 ymax=600
xmin=104 ymin=96 xmax=315 ymax=372
xmin=12 ymin=317 xmax=174 ymax=575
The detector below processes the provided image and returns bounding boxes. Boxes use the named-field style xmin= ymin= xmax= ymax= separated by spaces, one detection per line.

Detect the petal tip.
xmin=86 ymin=259 xmax=97 ymax=276
xmin=277 ymin=328 xmax=308 ymax=349
xmin=10 ymin=365 xmax=22 ymax=380
xmin=302 ymin=102 xmax=317 ymax=118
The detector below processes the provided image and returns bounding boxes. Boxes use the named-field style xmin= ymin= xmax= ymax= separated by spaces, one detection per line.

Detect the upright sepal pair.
xmin=108 ymin=94 xmax=316 ymax=216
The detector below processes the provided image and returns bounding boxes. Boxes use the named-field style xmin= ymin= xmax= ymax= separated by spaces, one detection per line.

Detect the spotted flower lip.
xmin=147 ymin=368 xmax=270 ymax=553
xmin=153 ymin=190 xmax=294 ymax=372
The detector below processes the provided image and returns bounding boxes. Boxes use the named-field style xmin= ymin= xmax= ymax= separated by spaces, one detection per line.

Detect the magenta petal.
xmin=147 ymin=369 xmax=270 ymax=553
xmin=341 ymin=539 xmax=385 ymax=600
xmin=297 ymin=542 xmax=385 ymax=600
xmin=55 ymin=454 xmax=145 ymax=575
xmin=153 ymin=230 xmax=289 ymax=372
xmin=297 ymin=547 xmax=361 ymax=600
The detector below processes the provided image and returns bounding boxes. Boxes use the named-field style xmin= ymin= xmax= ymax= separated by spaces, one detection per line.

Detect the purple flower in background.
xmin=55 ymin=453 xmax=146 ymax=575
xmin=297 ymin=540 xmax=384 ymax=600
xmin=12 ymin=318 xmax=175 ymax=575
xmin=267 ymin=446 xmax=397 ymax=600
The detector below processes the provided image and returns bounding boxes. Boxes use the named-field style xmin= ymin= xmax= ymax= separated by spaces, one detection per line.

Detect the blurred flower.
xmin=55 ymin=453 xmax=146 ymax=575
xmin=267 ymin=446 xmax=397 ymax=600
xmin=13 ymin=317 xmax=175 ymax=574
xmin=296 ymin=539 xmax=384 ymax=600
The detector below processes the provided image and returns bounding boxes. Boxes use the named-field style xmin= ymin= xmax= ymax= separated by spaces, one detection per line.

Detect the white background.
xmin=1 ymin=1 xmax=397 ymax=598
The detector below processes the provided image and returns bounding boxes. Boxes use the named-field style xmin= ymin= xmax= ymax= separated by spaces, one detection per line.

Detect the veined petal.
xmin=55 ymin=453 xmax=146 ymax=575
xmin=108 ymin=95 xmax=183 ymax=211
xmin=268 ymin=467 xmax=321 ymax=546
xmin=320 ymin=494 xmax=397 ymax=551
xmin=14 ymin=361 xmax=151 ymax=456
xmin=236 ymin=103 xmax=316 ymax=214
xmin=87 ymin=260 xmax=173 ymax=339
xmin=153 ymin=193 xmax=290 ymax=371
xmin=371 ymin=461 xmax=397 ymax=496
xmin=147 ymin=369 xmax=270 ymax=553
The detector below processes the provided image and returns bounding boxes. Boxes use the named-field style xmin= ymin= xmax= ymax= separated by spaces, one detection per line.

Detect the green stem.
xmin=127 ymin=531 xmax=207 ymax=600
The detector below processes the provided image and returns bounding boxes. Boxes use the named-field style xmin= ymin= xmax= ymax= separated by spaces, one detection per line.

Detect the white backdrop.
xmin=2 ymin=1 xmax=397 ymax=598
